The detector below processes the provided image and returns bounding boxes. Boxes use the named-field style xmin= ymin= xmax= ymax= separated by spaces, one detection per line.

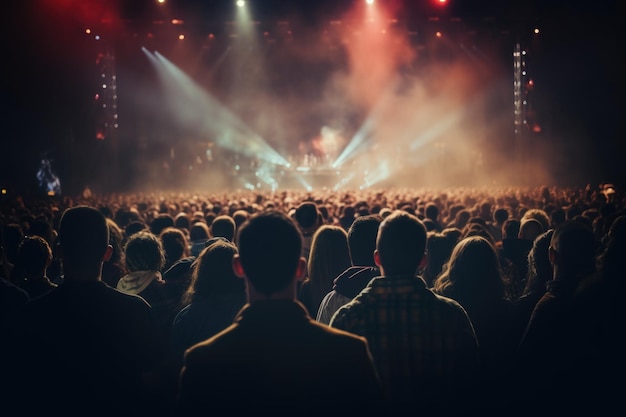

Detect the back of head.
xmin=174 ymin=212 xmax=191 ymax=231
xmin=524 ymin=229 xmax=554 ymax=295
xmin=502 ymin=218 xmax=521 ymax=239
xmin=189 ymin=222 xmax=210 ymax=242
xmin=550 ymin=218 xmax=596 ymax=278
xmin=231 ymin=210 xmax=250 ymax=230
xmin=186 ymin=240 xmax=242 ymax=303
xmin=376 ymin=210 xmax=427 ymax=276
xmin=347 ymin=214 xmax=382 ymax=266
xmin=521 ymin=208 xmax=551 ymax=232
xmin=236 ymin=211 xmax=302 ymax=296
xmin=159 ymin=227 xmax=189 ymax=265
xmin=17 ymin=235 xmax=52 ymax=276
xmin=294 ymin=202 xmax=321 ymax=230
xmin=435 ymin=235 xmax=504 ymax=303
xmin=493 ymin=207 xmax=509 ymax=224
xmin=123 ymin=231 xmax=165 ymax=273
xmin=150 ymin=213 xmax=175 ymax=236
xmin=425 ymin=202 xmax=439 ymax=221
xmin=519 ymin=218 xmax=544 ymax=241
xmin=210 ymin=215 xmax=236 ymax=242
xmin=58 ymin=206 xmax=109 ymax=272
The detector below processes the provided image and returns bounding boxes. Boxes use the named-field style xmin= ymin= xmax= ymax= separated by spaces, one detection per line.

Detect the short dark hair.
xmin=376 ymin=210 xmax=427 ymax=276
xmin=211 ymin=215 xmax=236 ymax=241
xmin=236 ymin=211 xmax=302 ymax=296
xmin=347 ymin=214 xmax=382 ymax=266
xmin=58 ymin=206 xmax=110 ymax=269
xmin=17 ymin=235 xmax=52 ymax=275
xmin=294 ymin=202 xmax=320 ymax=229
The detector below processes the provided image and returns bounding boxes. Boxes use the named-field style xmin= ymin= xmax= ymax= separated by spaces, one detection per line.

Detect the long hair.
xmin=433 ymin=235 xmax=506 ymax=308
xmin=181 ymin=239 xmax=243 ymax=306
xmin=306 ymin=225 xmax=351 ymax=312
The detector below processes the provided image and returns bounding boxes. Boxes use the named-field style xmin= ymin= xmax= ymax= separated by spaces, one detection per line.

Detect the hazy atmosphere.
xmin=2 ymin=0 xmax=623 ymax=195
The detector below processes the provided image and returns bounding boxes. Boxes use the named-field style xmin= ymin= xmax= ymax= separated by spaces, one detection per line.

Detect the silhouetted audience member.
xmin=432 ymin=235 xmax=518 ymax=412
xmin=511 ymin=229 xmax=554 ymax=348
xmin=2 ymin=206 xmax=165 ymax=414
xmin=293 ymin=201 xmax=322 ymax=261
xmin=488 ymin=207 xmax=509 ymax=243
xmin=316 ymin=214 xmax=382 ymax=324
xmin=150 ymin=213 xmax=175 ymax=237
xmin=12 ymin=235 xmax=56 ymax=299
xmin=423 ymin=230 xmax=458 ymax=288
xmin=189 ymin=221 xmax=210 ymax=257
xmin=118 ymin=231 xmax=179 ymax=350
xmin=231 ymin=209 xmax=250 ymax=231
xmin=159 ymin=226 xmax=191 ymax=273
xmin=339 ymin=204 xmax=356 ymax=231
xmin=518 ymin=218 xmax=544 ymax=242
xmin=177 ymin=210 xmax=384 ymax=412
xmin=101 ymin=217 xmax=126 ymax=288
xmin=209 ymin=214 xmax=236 ymax=242
xmin=330 ymin=210 xmax=480 ymax=413
xmin=515 ymin=218 xmax=606 ymax=414
xmin=297 ymin=224 xmax=351 ymax=317
xmin=170 ymin=239 xmax=245 ymax=369
xmin=499 ymin=218 xmax=532 ymax=299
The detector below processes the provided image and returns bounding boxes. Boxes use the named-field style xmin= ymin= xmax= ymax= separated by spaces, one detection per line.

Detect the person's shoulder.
xmin=311 ymin=318 xmax=367 ymax=342
xmin=183 ymin=323 xmax=237 ymax=362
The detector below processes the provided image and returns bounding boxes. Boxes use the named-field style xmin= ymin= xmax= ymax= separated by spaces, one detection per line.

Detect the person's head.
xmin=294 ymin=202 xmax=322 ymax=235
xmin=182 ymin=239 xmax=243 ymax=305
xmin=150 ymin=213 xmax=175 ymax=236
xmin=521 ymin=208 xmax=551 ymax=233
xmin=493 ymin=207 xmax=509 ymax=224
xmin=174 ymin=212 xmax=191 ymax=232
xmin=425 ymin=202 xmax=439 ymax=222
xmin=307 ymin=225 xmax=351 ymax=307
xmin=549 ymin=218 xmax=596 ymax=280
xmin=519 ymin=218 xmax=544 ymax=241
xmin=433 ymin=235 xmax=505 ymax=304
xmin=347 ymin=214 xmax=382 ymax=266
xmin=502 ymin=218 xmax=521 ymax=240
xmin=374 ymin=210 xmax=427 ymax=276
xmin=210 ymin=215 xmax=236 ymax=242
xmin=122 ymin=231 xmax=165 ymax=273
xmin=57 ymin=206 xmax=111 ymax=279
xmin=423 ymin=231 xmax=458 ymax=287
xmin=233 ymin=210 xmax=304 ymax=298
xmin=159 ymin=226 xmax=190 ymax=268
xmin=523 ymin=229 xmax=554 ymax=296
xmin=189 ymin=221 xmax=210 ymax=242
xmin=16 ymin=235 xmax=52 ymax=277
xmin=231 ymin=210 xmax=250 ymax=231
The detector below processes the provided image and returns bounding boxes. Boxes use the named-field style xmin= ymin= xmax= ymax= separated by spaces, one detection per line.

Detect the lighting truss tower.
xmin=512 ymin=42 xmax=524 ymax=166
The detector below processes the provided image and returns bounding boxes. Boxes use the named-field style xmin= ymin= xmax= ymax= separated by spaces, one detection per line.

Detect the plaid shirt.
xmin=330 ymin=274 xmax=480 ymax=408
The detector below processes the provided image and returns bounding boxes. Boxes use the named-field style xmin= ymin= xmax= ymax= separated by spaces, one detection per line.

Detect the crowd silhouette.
xmin=1 ymin=183 xmax=624 ymax=414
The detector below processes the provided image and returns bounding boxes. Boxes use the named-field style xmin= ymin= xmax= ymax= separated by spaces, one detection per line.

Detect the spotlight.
xmin=366 ymin=0 xmax=375 ymax=4
xmin=236 ymin=0 xmax=245 ymax=7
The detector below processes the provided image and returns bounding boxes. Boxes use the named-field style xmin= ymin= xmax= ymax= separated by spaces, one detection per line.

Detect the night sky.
xmin=1 ymin=0 xmax=623 ymax=194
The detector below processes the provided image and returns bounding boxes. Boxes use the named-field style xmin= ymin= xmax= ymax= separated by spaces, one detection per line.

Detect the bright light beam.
xmin=146 ymin=49 xmax=290 ymax=167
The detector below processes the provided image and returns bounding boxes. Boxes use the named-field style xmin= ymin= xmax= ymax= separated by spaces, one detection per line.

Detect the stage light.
xmin=236 ymin=0 xmax=245 ymax=7
xmin=366 ymin=0 xmax=375 ymax=5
